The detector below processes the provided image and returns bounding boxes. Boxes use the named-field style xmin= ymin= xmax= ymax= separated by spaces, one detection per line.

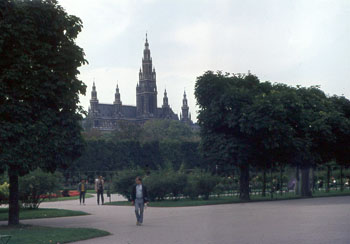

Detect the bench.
xmin=0 ymin=235 xmax=11 ymax=244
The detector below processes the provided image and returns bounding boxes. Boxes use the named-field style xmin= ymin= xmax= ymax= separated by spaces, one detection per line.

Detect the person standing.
xmin=78 ymin=179 xmax=87 ymax=205
xmin=131 ymin=176 xmax=149 ymax=226
xmin=95 ymin=176 xmax=104 ymax=205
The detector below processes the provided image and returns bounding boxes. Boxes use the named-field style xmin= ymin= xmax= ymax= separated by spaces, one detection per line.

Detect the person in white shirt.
xmin=131 ymin=176 xmax=149 ymax=226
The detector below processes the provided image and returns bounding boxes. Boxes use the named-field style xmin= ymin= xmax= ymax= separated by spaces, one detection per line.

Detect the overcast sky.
xmin=59 ymin=0 xmax=350 ymax=121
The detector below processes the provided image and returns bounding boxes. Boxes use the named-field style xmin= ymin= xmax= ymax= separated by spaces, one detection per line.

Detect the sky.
xmin=59 ymin=0 xmax=350 ymax=121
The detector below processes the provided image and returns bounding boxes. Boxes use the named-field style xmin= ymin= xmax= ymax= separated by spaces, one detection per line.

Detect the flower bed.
xmin=39 ymin=190 xmax=80 ymax=199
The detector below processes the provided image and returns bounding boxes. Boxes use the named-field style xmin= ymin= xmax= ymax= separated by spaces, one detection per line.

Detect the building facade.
xmin=86 ymin=35 xmax=193 ymax=131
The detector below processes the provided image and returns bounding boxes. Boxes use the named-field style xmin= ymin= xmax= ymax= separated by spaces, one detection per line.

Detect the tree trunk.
xmin=270 ymin=169 xmax=273 ymax=199
xmin=326 ymin=165 xmax=330 ymax=193
xmin=8 ymin=169 xmax=20 ymax=225
xmin=301 ymin=166 xmax=312 ymax=197
xmin=295 ymin=165 xmax=300 ymax=195
xmin=340 ymin=165 xmax=344 ymax=192
xmin=279 ymin=165 xmax=283 ymax=196
xmin=239 ymin=164 xmax=250 ymax=201
xmin=311 ymin=167 xmax=315 ymax=192
xmin=262 ymin=169 xmax=266 ymax=197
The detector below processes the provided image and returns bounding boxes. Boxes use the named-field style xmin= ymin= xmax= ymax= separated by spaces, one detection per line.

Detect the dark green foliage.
xmin=19 ymin=169 xmax=63 ymax=209
xmin=195 ymin=71 xmax=350 ymax=200
xmin=0 ymin=181 xmax=9 ymax=205
xmin=144 ymin=171 xmax=171 ymax=201
xmin=184 ymin=171 xmax=219 ymax=200
xmin=111 ymin=168 xmax=219 ymax=201
xmin=74 ymin=138 xmax=204 ymax=172
xmin=143 ymin=168 xmax=188 ymax=201
xmin=111 ymin=169 xmax=144 ymax=200
xmin=141 ymin=119 xmax=198 ymax=142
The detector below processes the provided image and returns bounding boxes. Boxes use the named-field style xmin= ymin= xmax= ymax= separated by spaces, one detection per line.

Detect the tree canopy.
xmin=195 ymin=71 xmax=350 ymax=200
xmin=0 ymin=0 xmax=86 ymax=225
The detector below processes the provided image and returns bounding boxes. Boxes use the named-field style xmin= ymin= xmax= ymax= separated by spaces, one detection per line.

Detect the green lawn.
xmin=43 ymin=193 xmax=93 ymax=202
xmin=0 ymin=208 xmax=89 ymax=221
xmin=105 ymin=190 xmax=350 ymax=207
xmin=0 ymin=225 xmax=110 ymax=244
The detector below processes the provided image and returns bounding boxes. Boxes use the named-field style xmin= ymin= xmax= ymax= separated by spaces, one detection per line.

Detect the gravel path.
xmin=3 ymin=194 xmax=350 ymax=244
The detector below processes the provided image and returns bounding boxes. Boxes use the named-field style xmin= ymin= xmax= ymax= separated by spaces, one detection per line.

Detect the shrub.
xmin=184 ymin=174 xmax=200 ymax=200
xmin=143 ymin=170 xmax=171 ymax=201
xmin=19 ymin=169 xmax=63 ymax=208
xmin=196 ymin=172 xmax=219 ymax=200
xmin=214 ymin=182 xmax=225 ymax=197
xmin=111 ymin=169 xmax=144 ymax=201
xmin=0 ymin=182 xmax=9 ymax=205
xmin=167 ymin=171 xmax=187 ymax=200
xmin=184 ymin=171 xmax=219 ymax=200
xmin=142 ymin=167 xmax=188 ymax=201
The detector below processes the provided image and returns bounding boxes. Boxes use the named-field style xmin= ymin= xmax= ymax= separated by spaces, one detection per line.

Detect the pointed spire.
xmin=91 ymin=79 xmax=98 ymax=101
xmin=145 ymin=32 xmax=149 ymax=49
xmin=114 ymin=82 xmax=121 ymax=105
xmin=162 ymin=89 xmax=169 ymax=108
xmin=181 ymin=90 xmax=189 ymax=122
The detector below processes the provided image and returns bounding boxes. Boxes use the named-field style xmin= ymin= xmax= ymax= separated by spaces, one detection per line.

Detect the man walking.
xmin=78 ymin=179 xmax=87 ymax=205
xmin=131 ymin=176 xmax=149 ymax=226
xmin=95 ymin=176 xmax=104 ymax=205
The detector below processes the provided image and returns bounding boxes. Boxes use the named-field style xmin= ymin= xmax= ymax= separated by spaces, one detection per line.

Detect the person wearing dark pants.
xmin=95 ymin=176 xmax=104 ymax=205
xmin=131 ymin=176 xmax=149 ymax=226
xmin=78 ymin=179 xmax=87 ymax=205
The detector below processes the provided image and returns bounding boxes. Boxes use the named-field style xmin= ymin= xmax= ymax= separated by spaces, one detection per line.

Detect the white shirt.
xmin=136 ymin=184 xmax=143 ymax=199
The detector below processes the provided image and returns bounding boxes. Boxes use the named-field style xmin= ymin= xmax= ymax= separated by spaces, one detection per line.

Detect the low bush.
xmin=112 ymin=168 xmax=220 ymax=201
xmin=19 ymin=169 xmax=63 ymax=208
xmin=111 ymin=168 xmax=144 ymax=200
xmin=144 ymin=171 xmax=170 ymax=201
xmin=0 ymin=182 xmax=9 ymax=205
xmin=184 ymin=171 xmax=219 ymax=200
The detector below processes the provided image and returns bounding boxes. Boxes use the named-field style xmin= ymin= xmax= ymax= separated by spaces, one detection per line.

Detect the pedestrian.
xmin=78 ymin=179 xmax=87 ymax=205
xmin=131 ymin=176 xmax=149 ymax=226
xmin=95 ymin=176 xmax=104 ymax=205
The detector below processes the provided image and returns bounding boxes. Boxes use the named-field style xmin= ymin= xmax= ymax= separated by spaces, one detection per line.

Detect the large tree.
xmin=0 ymin=0 xmax=86 ymax=225
xmin=195 ymin=71 xmax=266 ymax=200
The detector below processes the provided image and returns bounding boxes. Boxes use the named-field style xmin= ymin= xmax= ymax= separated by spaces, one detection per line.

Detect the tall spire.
xmin=143 ymin=33 xmax=151 ymax=62
xmin=145 ymin=32 xmax=149 ymax=49
xmin=181 ymin=90 xmax=189 ymax=123
xmin=136 ymin=34 xmax=158 ymax=117
xmin=91 ymin=80 xmax=98 ymax=102
xmin=114 ymin=83 xmax=121 ymax=105
xmin=162 ymin=89 xmax=169 ymax=108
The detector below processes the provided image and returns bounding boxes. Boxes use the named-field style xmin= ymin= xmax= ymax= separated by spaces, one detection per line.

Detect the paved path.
xmin=4 ymin=195 xmax=350 ymax=244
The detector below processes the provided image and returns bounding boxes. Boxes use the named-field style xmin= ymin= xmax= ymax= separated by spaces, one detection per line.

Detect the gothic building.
xmin=86 ymin=35 xmax=194 ymax=131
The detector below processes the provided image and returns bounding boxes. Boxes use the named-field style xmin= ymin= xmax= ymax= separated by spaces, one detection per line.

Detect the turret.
xmin=136 ymin=33 xmax=158 ymax=117
xmin=114 ymin=83 xmax=122 ymax=105
xmin=162 ymin=89 xmax=169 ymax=108
xmin=90 ymin=81 xmax=99 ymax=116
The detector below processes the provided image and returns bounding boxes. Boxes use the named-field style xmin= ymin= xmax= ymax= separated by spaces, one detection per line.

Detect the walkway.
xmin=11 ymin=195 xmax=350 ymax=244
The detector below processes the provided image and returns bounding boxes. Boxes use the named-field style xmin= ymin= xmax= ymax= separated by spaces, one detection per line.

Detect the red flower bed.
xmin=68 ymin=190 xmax=79 ymax=197
xmin=39 ymin=193 xmax=58 ymax=199
xmin=39 ymin=190 xmax=80 ymax=199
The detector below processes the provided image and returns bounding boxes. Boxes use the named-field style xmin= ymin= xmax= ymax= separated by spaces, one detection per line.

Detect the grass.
xmin=0 ymin=208 xmax=89 ymax=221
xmin=43 ymin=193 xmax=93 ymax=202
xmin=105 ymin=189 xmax=350 ymax=207
xmin=0 ymin=225 xmax=110 ymax=244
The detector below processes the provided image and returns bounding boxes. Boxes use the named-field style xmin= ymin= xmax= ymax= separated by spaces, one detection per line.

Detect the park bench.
xmin=0 ymin=235 xmax=11 ymax=244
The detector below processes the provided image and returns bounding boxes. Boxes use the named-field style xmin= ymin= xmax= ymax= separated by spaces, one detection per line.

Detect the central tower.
xmin=136 ymin=34 xmax=157 ymax=118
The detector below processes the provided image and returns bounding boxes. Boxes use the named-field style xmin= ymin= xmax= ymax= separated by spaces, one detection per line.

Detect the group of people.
xmin=77 ymin=175 xmax=105 ymax=205
xmin=77 ymin=176 xmax=149 ymax=226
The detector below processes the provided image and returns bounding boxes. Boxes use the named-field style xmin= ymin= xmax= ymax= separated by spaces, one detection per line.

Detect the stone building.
xmin=86 ymin=35 xmax=194 ymax=131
